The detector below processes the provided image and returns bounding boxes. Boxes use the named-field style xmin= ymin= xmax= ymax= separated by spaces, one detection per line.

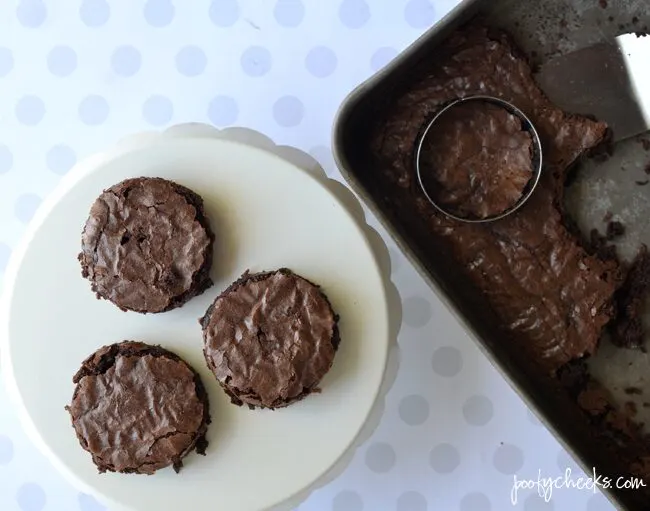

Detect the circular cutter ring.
xmin=414 ymin=95 xmax=543 ymax=224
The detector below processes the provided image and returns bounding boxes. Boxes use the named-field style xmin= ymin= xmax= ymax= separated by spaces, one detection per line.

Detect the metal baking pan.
xmin=333 ymin=1 xmax=650 ymax=509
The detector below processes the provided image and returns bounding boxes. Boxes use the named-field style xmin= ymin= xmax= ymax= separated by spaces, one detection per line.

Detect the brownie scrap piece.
xmin=611 ymin=245 xmax=650 ymax=349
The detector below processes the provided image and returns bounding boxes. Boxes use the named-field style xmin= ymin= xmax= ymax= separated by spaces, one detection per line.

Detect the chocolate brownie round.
xmin=419 ymin=100 xmax=534 ymax=219
xmin=78 ymin=177 xmax=214 ymax=314
xmin=66 ymin=341 xmax=211 ymax=475
xmin=201 ymin=269 xmax=340 ymax=410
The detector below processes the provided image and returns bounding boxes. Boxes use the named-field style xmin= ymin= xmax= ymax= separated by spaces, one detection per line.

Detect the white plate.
xmin=0 ymin=126 xmax=390 ymax=511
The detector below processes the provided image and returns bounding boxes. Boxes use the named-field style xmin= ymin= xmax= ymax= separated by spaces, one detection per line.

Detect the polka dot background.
xmin=0 ymin=1 xmax=617 ymax=510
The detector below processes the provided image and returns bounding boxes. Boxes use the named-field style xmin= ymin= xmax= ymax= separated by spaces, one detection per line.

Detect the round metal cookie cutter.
xmin=415 ymin=95 xmax=544 ymax=224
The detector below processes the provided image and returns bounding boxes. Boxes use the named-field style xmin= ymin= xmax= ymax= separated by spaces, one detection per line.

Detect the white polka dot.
xmin=143 ymin=95 xmax=174 ymax=126
xmin=17 ymin=0 xmax=47 ymax=28
xmin=144 ymin=0 xmax=175 ymax=27
xmin=305 ymin=46 xmax=338 ymax=78
xmin=0 ymin=47 xmax=14 ymax=77
xmin=429 ymin=443 xmax=460 ymax=473
xmin=431 ymin=346 xmax=463 ymax=377
xmin=47 ymin=46 xmax=77 ymax=77
xmin=523 ymin=494 xmax=554 ymax=511
xmin=0 ymin=145 xmax=13 ymax=174
xmin=111 ymin=45 xmax=141 ymax=77
xmin=210 ymin=0 xmax=240 ymax=27
xmin=273 ymin=96 xmax=304 ymax=127
xmin=16 ymin=482 xmax=46 ymax=511
xmin=46 ymin=145 xmax=76 ymax=175
xmin=396 ymin=491 xmax=427 ymax=511
xmin=0 ymin=434 xmax=13 ymax=463
xmin=78 ymin=493 xmax=107 ymax=511
xmin=398 ymin=394 xmax=430 ymax=426
xmin=493 ymin=444 xmax=524 ymax=475
xmin=332 ymin=490 xmax=364 ymax=511
xmin=15 ymin=193 xmax=42 ymax=224
xmin=364 ymin=442 xmax=396 ymax=473
xmin=175 ymin=46 xmax=207 ymax=77
xmin=370 ymin=47 xmax=398 ymax=72
xmin=402 ymin=296 xmax=432 ymax=327
xmin=15 ymin=95 xmax=45 ymax=126
xmin=79 ymin=0 xmax=110 ymax=27
xmin=78 ymin=95 xmax=109 ymax=125
xmin=241 ymin=46 xmax=272 ymax=77
xmin=462 ymin=395 xmax=494 ymax=426
xmin=459 ymin=492 xmax=491 ymax=511
xmin=404 ymin=0 xmax=436 ymax=29
xmin=586 ymin=492 xmax=614 ymax=511
xmin=556 ymin=449 xmax=583 ymax=476
xmin=274 ymin=0 xmax=305 ymax=28
xmin=208 ymin=95 xmax=238 ymax=126
xmin=339 ymin=0 xmax=370 ymax=29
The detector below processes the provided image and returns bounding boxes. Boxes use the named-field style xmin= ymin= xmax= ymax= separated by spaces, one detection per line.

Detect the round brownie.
xmin=419 ymin=100 xmax=534 ymax=219
xmin=66 ymin=341 xmax=211 ymax=475
xmin=201 ymin=269 xmax=340 ymax=410
xmin=78 ymin=177 xmax=214 ymax=314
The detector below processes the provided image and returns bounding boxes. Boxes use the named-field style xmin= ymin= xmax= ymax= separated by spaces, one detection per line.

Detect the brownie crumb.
xmin=626 ymin=401 xmax=639 ymax=417
xmin=625 ymin=387 xmax=644 ymax=395
xmin=640 ymin=139 xmax=650 ymax=151
xmin=590 ymin=130 xmax=615 ymax=162
xmin=557 ymin=360 xmax=589 ymax=398
xmin=645 ymin=163 xmax=650 ymax=175
xmin=599 ymin=0 xmax=608 ymax=8
xmin=610 ymin=245 xmax=650 ymax=349
xmin=590 ymin=229 xmax=618 ymax=261
xmin=606 ymin=221 xmax=626 ymax=240
xmin=603 ymin=211 xmax=614 ymax=223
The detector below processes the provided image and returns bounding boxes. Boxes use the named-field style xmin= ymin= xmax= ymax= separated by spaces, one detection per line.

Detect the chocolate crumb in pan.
xmin=611 ymin=246 xmax=650 ymax=350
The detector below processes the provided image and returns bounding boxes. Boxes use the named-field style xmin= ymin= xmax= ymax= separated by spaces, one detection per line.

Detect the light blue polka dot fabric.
xmin=0 ymin=1 xmax=616 ymax=510
xmin=48 ymin=46 xmax=78 ymax=77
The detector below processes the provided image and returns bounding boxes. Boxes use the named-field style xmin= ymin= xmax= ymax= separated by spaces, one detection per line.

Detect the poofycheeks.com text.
xmin=511 ymin=468 xmax=646 ymax=505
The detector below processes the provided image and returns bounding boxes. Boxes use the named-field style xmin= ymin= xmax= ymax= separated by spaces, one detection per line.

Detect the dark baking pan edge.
xmin=332 ymin=2 xmax=632 ymax=510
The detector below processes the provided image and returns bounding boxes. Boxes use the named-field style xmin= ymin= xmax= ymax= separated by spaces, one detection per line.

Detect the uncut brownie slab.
xmin=369 ymin=25 xmax=621 ymax=374
xmin=66 ymin=341 xmax=211 ymax=475
xmin=78 ymin=177 xmax=214 ymax=314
